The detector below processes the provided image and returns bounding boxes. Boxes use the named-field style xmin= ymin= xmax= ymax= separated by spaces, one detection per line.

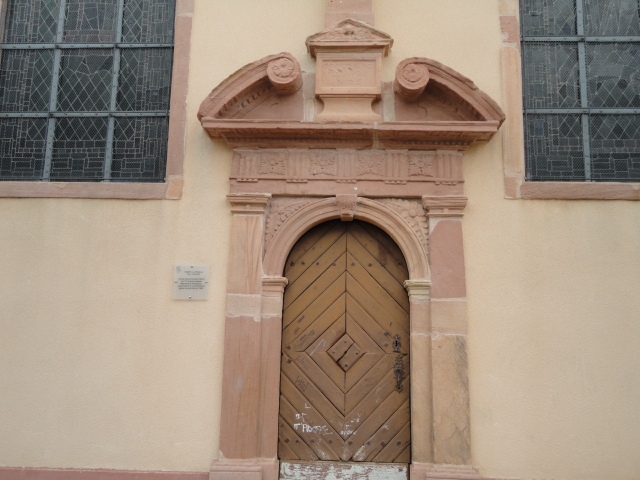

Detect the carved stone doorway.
xmin=199 ymin=6 xmax=504 ymax=480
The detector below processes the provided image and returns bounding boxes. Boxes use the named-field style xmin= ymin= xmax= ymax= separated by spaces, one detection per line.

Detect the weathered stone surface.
xmin=432 ymin=335 xmax=471 ymax=465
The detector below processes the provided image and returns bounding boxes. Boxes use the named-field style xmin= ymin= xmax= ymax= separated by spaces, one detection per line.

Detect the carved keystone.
xmin=395 ymin=58 xmax=430 ymax=100
xmin=336 ymin=194 xmax=358 ymax=221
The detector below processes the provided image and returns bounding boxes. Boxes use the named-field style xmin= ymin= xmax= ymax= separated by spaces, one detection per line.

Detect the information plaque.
xmin=173 ymin=265 xmax=210 ymax=300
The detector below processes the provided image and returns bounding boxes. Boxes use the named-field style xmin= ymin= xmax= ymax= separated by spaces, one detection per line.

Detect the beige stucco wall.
xmin=0 ymin=1 xmax=638 ymax=479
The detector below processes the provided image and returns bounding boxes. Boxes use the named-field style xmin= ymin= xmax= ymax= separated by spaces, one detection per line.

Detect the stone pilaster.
xmin=404 ymin=279 xmax=434 ymax=464
xmin=422 ymin=196 xmax=471 ymax=465
xmin=212 ymin=194 xmax=278 ymax=480
xmin=258 ymin=277 xmax=289 ymax=460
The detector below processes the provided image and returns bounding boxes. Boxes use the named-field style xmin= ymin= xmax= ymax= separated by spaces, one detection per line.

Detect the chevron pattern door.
xmin=278 ymin=220 xmax=410 ymax=463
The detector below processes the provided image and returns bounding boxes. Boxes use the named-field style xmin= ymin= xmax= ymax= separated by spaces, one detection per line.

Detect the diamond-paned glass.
xmin=521 ymin=0 xmax=640 ymax=182
xmin=523 ymin=42 xmax=580 ymax=109
xmin=0 ymin=0 xmax=176 ymax=183
xmin=521 ymin=0 xmax=577 ymax=36
xmin=586 ymin=43 xmax=640 ymax=108
xmin=117 ymin=49 xmax=173 ymax=111
xmin=525 ymin=114 xmax=586 ymax=180
xmin=63 ymin=0 xmax=117 ymax=43
xmin=0 ymin=50 xmax=54 ymax=112
xmin=584 ymin=0 xmax=640 ymax=36
xmin=590 ymin=115 xmax=640 ymax=180
xmin=122 ymin=0 xmax=175 ymax=44
xmin=50 ymin=117 xmax=108 ymax=180
xmin=0 ymin=119 xmax=48 ymax=179
xmin=111 ymin=117 xmax=168 ymax=180
xmin=57 ymin=49 xmax=113 ymax=111
xmin=2 ymin=0 xmax=61 ymax=43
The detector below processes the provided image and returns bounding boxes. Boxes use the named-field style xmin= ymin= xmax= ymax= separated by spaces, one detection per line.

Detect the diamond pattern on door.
xmin=279 ymin=220 xmax=410 ymax=463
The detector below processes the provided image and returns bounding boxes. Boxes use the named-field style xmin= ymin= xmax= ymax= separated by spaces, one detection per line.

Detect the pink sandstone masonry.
xmin=199 ymin=4 xmax=507 ymax=480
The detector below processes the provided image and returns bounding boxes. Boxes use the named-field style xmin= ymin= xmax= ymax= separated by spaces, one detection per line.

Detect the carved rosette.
xmin=265 ymin=198 xmax=318 ymax=252
xmin=395 ymin=58 xmax=430 ymax=100
xmin=259 ymin=153 xmax=286 ymax=175
xmin=376 ymin=198 xmax=429 ymax=254
xmin=267 ymin=56 xmax=302 ymax=95
xmin=408 ymin=153 xmax=435 ymax=177
xmin=357 ymin=153 xmax=385 ymax=176
xmin=310 ymin=151 xmax=337 ymax=176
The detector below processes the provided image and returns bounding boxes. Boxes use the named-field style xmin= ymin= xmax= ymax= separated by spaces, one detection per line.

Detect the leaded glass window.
xmin=521 ymin=0 xmax=640 ymax=182
xmin=0 ymin=0 xmax=175 ymax=182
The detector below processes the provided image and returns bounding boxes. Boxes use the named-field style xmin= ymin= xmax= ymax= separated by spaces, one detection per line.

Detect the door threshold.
xmin=280 ymin=461 xmax=408 ymax=479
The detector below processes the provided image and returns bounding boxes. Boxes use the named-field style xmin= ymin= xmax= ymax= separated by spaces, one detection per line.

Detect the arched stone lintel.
xmin=263 ymin=196 xmax=430 ymax=280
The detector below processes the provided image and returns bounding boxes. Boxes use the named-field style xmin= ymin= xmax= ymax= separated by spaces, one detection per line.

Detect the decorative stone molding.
xmin=336 ymin=194 xmax=358 ymax=221
xmin=197 ymin=52 xmax=302 ymax=122
xmin=376 ymin=198 xmax=429 ymax=253
xmin=422 ymin=195 xmax=468 ymax=218
xmin=307 ymin=20 xmax=392 ymax=121
xmin=262 ymin=196 xmax=430 ymax=280
xmin=230 ymin=149 xmax=464 ymax=198
xmin=199 ymin=47 xmax=504 ymax=149
xmin=227 ymin=193 xmax=271 ymax=214
xmin=306 ymin=19 xmax=393 ymax=57
xmin=261 ymin=276 xmax=289 ymax=318
xmin=261 ymin=276 xmax=289 ymax=294
xmin=265 ymin=197 xmax=320 ymax=252
xmin=404 ymin=279 xmax=431 ymax=299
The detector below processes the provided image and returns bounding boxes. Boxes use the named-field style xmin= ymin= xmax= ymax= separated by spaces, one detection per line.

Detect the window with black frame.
xmin=0 ymin=0 xmax=175 ymax=182
xmin=521 ymin=0 xmax=640 ymax=182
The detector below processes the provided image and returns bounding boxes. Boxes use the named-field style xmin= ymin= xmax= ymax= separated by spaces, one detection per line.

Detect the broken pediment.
xmin=197 ymin=53 xmax=303 ymax=122
xmin=198 ymin=26 xmax=504 ymax=150
xmin=394 ymin=57 xmax=505 ymax=123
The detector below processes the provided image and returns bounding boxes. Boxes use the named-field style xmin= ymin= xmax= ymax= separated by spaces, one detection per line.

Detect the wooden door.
xmin=278 ymin=220 xmax=410 ymax=464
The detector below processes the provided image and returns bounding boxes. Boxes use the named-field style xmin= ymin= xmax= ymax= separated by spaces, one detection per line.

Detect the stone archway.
xmin=210 ymin=192 xmax=474 ymax=480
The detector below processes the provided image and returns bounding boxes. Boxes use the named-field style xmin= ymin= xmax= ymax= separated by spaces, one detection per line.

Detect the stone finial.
xmin=326 ymin=0 xmax=374 ymax=27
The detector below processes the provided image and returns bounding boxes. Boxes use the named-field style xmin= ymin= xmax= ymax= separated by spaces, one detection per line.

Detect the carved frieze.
xmin=231 ymin=149 xmax=462 ymax=190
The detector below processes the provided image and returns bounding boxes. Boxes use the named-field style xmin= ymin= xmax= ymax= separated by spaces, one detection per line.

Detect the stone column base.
xmin=209 ymin=459 xmax=278 ymax=480
xmin=411 ymin=463 xmax=481 ymax=480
